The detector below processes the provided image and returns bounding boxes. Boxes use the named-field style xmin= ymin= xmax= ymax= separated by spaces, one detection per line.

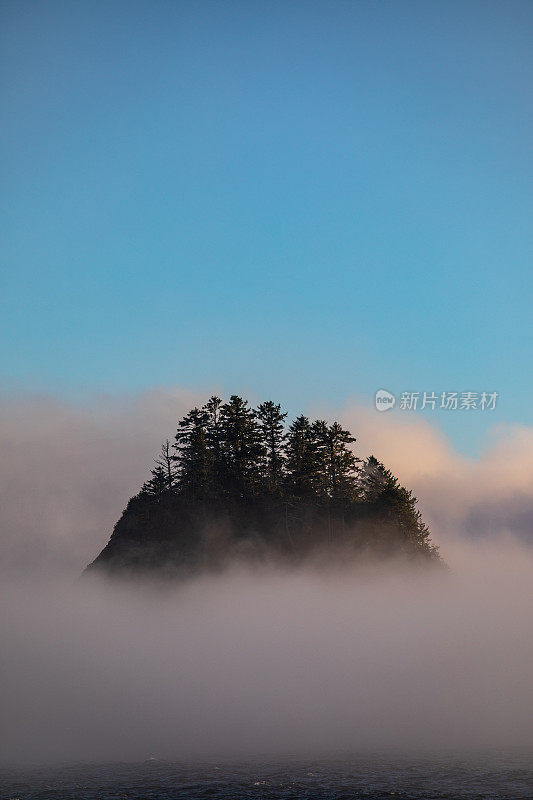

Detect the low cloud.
xmin=2 ymin=546 xmax=533 ymax=764
xmin=1 ymin=389 xmax=532 ymax=764
xmin=340 ymin=406 xmax=533 ymax=546
xmin=1 ymin=388 xmax=531 ymax=573
xmin=0 ymin=388 xmax=203 ymax=572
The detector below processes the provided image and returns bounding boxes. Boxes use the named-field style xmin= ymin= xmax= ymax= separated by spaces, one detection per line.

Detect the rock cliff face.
xmin=85 ymin=492 xmax=440 ymax=579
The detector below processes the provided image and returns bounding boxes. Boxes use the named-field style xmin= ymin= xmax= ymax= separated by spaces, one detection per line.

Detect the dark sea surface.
xmin=1 ymin=753 xmax=532 ymax=800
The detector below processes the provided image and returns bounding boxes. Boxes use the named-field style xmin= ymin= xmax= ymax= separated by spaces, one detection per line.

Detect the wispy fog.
xmin=1 ymin=390 xmax=532 ymax=764
xmin=1 ymin=543 xmax=533 ymax=764
xmin=0 ymin=389 xmax=202 ymax=573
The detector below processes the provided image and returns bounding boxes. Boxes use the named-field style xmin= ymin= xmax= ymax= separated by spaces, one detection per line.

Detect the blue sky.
xmin=1 ymin=0 xmax=532 ymax=454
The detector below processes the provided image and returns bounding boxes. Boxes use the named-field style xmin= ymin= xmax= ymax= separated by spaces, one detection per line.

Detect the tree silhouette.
xmin=218 ymin=396 xmax=264 ymax=499
xmin=174 ymin=408 xmax=213 ymax=502
xmin=123 ymin=396 xmax=441 ymax=571
xmin=285 ymin=415 xmax=321 ymax=498
xmin=257 ymin=400 xmax=287 ymax=494
xmin=358 ymin=455 xmax=439 ymax=557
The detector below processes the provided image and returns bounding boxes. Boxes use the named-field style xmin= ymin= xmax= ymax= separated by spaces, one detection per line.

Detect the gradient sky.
xmin=1 ymin=0 xmax=532 ymax=454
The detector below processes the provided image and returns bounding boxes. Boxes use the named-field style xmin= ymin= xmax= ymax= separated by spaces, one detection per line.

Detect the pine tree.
xmin=203 ymin=395 xmax=224 ymax=487
xmin=358 ymin=456 xmax=438 ymax=557
xmin=219 ymin=395 xmax=264 ymax=499
xmin=356 ymin=455 xmax=386 ymax=501
xmin=155 ymin=439 xmax=178 ymax=491
xmin=319 ymin=421 xmax=358 ymax=503
xmin=256 ymin=400 xmax=287 ymax=494
xmin=174 ymin=408 xmax=213 ymax=501
xmin=141 ymin=465 xmax=169 ymax=497
xmin=140 ymin=440 xmax=178 ymax=496
xmin=286 ymin=415 xmax=321 ymax=497
xmin=309 ymin=420 xmax=330 ymax=500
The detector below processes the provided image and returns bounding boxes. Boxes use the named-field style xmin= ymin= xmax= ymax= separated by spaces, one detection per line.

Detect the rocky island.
xmin=85 ymin=396 xmax=441 ymax=578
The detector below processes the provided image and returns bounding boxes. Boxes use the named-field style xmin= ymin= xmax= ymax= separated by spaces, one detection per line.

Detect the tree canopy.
xmin=86 ymin=396 xmax=440 ymax=577
xmin=136 ymin=396 xmax=439 ymax=558
xmin=142 ymin=395 xmax=363 ymax=505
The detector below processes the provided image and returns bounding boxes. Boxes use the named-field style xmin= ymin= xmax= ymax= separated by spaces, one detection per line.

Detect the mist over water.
xmin=2 ymin=540 xmax=532 ymax=766
xmin=1 ymin=392 xmax=532 ymax=768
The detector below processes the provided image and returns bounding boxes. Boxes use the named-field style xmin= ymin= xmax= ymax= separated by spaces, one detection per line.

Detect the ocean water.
xmin=1 ymin=754 xmax=532 ymax=800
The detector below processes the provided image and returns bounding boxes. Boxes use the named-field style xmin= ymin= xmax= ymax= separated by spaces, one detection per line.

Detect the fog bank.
xmin=1 ymin=389 xmax=532 ymax=764
xmin=2 ymin=540 xmax=532 ymax=764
